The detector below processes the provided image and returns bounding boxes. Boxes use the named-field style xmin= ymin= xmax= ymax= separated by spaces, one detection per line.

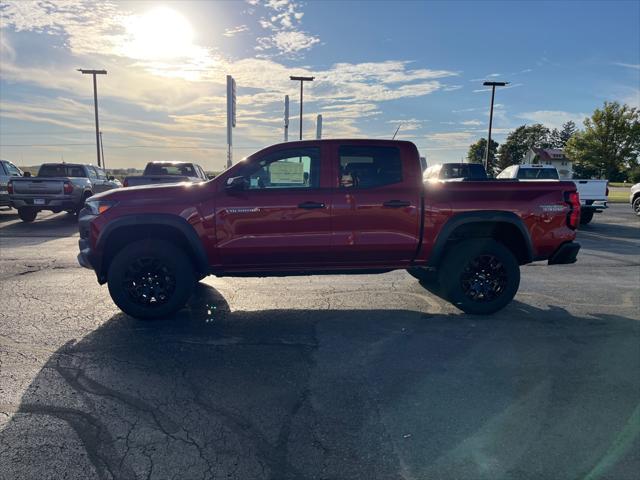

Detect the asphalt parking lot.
xmin=0 ymin=205 xmax=638 ymax=480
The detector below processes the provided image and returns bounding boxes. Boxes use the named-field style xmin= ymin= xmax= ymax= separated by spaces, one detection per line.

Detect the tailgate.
xmin=574 ymin=180 xmax=607 ymax=202
xmin=12 ymin=178 xmax=63 ymax=195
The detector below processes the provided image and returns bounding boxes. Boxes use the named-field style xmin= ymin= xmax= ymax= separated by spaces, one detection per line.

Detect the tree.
xmin=467 ymin=138 xmax=499 ymax=175
xmin=550 ymin=120 xmax=578 ymax=148
xmin=565 ymin=102 xmax=640 ymax=181
xmin=496 ymin=124 xmax=552 ymax=171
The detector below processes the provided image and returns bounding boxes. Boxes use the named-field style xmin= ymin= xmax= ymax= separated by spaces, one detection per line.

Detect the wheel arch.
xmin=96 ymin=214 xmax=209 ymax=284
xmin=427 ymin=211 xmax=534 ymax=267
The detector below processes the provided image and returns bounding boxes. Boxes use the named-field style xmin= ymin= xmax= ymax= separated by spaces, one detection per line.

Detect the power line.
xmin=0 ymin=142 xmax=260 ymax=150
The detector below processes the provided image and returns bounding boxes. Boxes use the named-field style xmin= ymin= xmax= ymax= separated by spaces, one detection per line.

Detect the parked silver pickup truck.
xmin=8 ymin=163 xmax=119 ymax=222
xmin=1 ymin=159 xmax=24 ymax=208
xmin=123 ymin=161 xmax=209 ymax=187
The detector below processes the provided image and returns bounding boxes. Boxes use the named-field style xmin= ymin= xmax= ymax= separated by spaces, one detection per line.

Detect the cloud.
xmin=516 ymin=110 xmax=589 ymax=129
xmin=614 ymin=63 xmax=640 ymax=70
xmin=254 ymin=0 xmax=319 ymax=57
xmin=256 ymin=30 xmax=319 ymax=54
xmin=223 ymin=25 xmax=250 ymax=37
xmin=460 ymin=119 xmax=482 ymax=126
xmin=426 ymin=131 xmax=476 ymax=147
xmin=472 ymin=83 xmax=523 ymax=93
xmin=387 ymin=118 xmax=424 ymax=132
xmin=0 ymin=0 xmax=464 ymax=169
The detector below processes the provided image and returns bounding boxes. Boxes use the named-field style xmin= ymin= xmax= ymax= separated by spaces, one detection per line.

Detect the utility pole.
xmin=290 ymin=76 xmax=314 ymax=140
xmin=226 ymin=75 xmax=236 ymax=168
xmin=316 ymin=114 xmax=322 ymax=139
xmin=78 ymin=69 xmax=107 ymax=167
xmin=99 ymin=131 xmax=105 ymax=171
xmin=284 ymin=95 xmax=290 ymax=142
xmin=482 ymin=81 xmax=509 ymax=171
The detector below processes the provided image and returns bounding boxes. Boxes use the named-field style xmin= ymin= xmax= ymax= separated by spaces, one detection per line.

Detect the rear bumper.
xmin=11 ymin=195 xmax=79 ymax=210
xmin=581 ymin=201 xmax=607 ymax=213
xmin=548 ymin=241 xmax=581 ymax=265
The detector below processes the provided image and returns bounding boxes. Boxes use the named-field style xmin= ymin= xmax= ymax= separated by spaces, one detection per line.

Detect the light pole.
xmin=78 ymin=69 xmax=107 ymax=167
xmin=483 ymin=81 xmax=508 ymax=171
xmin=290 ymin=76 xmax=314 ymax=140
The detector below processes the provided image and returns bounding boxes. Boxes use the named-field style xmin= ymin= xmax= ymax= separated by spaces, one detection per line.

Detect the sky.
xmin=0 ymin=0 xmax=639 ymax=171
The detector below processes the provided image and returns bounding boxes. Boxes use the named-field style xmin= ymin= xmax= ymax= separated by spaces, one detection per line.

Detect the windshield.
xmin=517 ymin=168 xmax=560 ymax=179
xmin=145 ymin=164 xmax=196 ymax=176
xmin=38 ymin=164 xmax=86 ymax=177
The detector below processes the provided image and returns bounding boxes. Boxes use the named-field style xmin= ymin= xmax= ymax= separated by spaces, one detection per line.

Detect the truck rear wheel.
xmin=18 ymin=207 xmax=37 ymax=223
xmin=107 ymin=239 xmax=195 ymax=320
xmin=580 ymin=210 xmax=594 ymax=225
xmin=438 ymin=239 xmax=520 ymax=315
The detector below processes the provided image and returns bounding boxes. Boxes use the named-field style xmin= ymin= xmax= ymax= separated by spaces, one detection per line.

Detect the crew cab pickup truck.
xmin=423 ymin=162 xmax=488 ymax=181
xmin=0 ymin=159 xmax=24 ymax=208
xmin=497 ymin=164 xmax=608 ymax=224
xmin=123 ymin=161 xmax=208 ymax=187
xmin=78 ymin=139 xmax=581 ymax=319
xmin=8 ymin=163 xmax=119 ymax=222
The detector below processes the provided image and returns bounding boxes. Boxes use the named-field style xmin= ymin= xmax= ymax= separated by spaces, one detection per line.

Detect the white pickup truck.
xmin=496 ymin=164 xmax=608 ymax=224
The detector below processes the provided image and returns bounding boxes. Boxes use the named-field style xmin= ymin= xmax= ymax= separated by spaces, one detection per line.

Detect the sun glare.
xmin=124 ymin=7 xmax=195 ymax=60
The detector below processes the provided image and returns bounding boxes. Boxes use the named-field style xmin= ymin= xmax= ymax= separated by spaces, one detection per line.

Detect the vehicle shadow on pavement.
xmin=0 ymin=211 xmax=78 ymax=241
xmin=577 ymin=221 xmax=640 ymax=257
xmin=1 ymin=284 xmax=639 ymax=480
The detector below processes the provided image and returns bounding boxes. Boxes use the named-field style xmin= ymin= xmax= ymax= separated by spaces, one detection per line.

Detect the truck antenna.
xmin=392 ymin=124 xmax=401 ymax=140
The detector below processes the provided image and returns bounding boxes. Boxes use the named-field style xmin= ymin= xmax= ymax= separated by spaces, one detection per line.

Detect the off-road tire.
xmin=18 ymin=207 xmax=37 ymax=223
xmin=438 ymin=238 xmax=520 ymax=315
xmin=107 ymin=239 xmax=195 ymax=320
xmin=580 ymin=210 xmax=594 ymax=225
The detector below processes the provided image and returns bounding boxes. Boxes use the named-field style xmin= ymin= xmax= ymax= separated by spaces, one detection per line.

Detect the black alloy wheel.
xmin=123 ymin=257 xmax=177 ymax=307
xmin=460 ymin=254 xmax=508 ymax=303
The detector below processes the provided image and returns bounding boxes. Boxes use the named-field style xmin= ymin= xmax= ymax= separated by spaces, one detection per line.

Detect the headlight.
xmin=84 ymin=200 xmax=117 ymax=215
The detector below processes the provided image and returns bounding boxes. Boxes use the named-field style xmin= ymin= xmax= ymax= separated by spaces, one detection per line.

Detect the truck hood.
xmin=90 ymin=180 xmax=212 ymax=202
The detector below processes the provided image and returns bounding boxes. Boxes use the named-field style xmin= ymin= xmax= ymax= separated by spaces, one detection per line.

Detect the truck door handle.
xmin=383 ymin=200 xmax=411 ymax=208
xmin=298 ymin=201 xmax=325 ymax=209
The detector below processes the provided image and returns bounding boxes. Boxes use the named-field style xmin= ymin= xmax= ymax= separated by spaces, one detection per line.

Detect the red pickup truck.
xmin=78 ymin=139 xmax=581 ymax=319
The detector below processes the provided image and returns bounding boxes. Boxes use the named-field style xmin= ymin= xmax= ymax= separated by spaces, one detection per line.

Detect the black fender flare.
xmin=427 ymin=210 xmax=534 ymax=267
xmin=96 ymin=214 xmax=209 ymax=279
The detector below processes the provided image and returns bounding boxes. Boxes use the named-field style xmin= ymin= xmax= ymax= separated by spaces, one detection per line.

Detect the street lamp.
xmin=78 ymin=69 xmax=107 ymax=167
xmin=290 ymin=76 xmax=314 ymax=140
xmin=483 ymin=81 xmax=509 ymax=171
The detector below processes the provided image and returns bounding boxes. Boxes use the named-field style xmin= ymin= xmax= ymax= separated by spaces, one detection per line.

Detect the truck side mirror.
xmin=24 ymin=171 xmax=32 ymax=177
xmin=108 ymin=175 xmax=115 ymax=181
xmin=226 ymin=176 xmax=248 ymax=191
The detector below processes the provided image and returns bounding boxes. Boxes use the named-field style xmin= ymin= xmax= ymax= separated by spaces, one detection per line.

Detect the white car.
xmin=497 ymin=164 xmax=608 ymax=225
xmin=631 ymin=183 xmax=640 ymax=216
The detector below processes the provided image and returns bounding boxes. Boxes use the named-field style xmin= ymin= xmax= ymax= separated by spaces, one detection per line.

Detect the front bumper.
xmin=548 ymin=241 xmax=581 ymax=265
xmin=77 ymin=209 xmax=102 ymax=280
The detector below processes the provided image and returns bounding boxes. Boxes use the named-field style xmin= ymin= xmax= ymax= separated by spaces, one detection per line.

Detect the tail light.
xmin=123 ymin=178 xmax=128 ymax=187
xmin=63 ymin=181 xmax=73 ymax=194
xmin=564 ymin=190 xmax=580 ymax=230
xmin=7 ymin=181 xmax=13 ymax=194
xmin=606 ymin=183 xmax=609 ymax=197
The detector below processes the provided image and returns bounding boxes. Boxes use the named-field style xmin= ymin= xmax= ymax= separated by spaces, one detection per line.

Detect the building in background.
xmin=523 ymin=147 xmax=573 ymax=179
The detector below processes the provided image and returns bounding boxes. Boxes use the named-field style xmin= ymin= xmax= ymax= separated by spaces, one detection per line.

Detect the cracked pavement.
xmin=0 ymin=206 xmax=638 ymax=479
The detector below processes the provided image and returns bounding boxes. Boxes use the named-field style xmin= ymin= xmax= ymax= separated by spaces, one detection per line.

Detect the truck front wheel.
xmin=18 ymin=207 xmax=37 ymax=223
xmin=107 ymin=239 xmax=195 ymax=320
xmin=438 ymin=239 xmax=520 ymax=315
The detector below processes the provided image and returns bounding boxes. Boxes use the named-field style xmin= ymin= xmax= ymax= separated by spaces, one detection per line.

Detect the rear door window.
xmin=339 ymin=146 xmax=402 ymax=188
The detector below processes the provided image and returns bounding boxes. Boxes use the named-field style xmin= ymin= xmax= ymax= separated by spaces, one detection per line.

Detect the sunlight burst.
xmin=124 ymin=7 xmax=196 ymax=60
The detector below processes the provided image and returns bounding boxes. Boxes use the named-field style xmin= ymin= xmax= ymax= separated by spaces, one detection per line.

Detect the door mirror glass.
xmin=24 ymin=171 xmax=32 ymax=177
xmin=108 ymin=175 xmax=115 ymax=181
xmin=226 ymin=176 xmax=248 ymax=190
